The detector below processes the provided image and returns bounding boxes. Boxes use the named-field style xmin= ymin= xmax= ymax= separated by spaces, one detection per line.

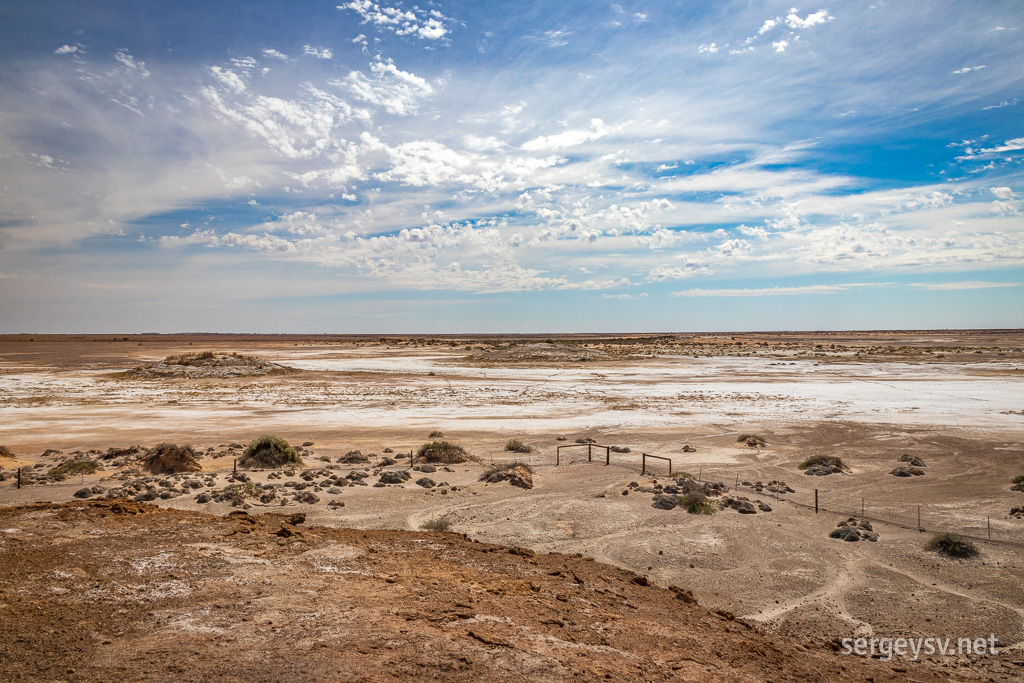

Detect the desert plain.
xmin=1 ymin=330 xmax=1023 ymax=681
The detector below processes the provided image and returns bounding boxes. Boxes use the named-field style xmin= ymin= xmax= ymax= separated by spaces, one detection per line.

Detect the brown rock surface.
xmin=0 ymin=500 xmax=931 ymax=682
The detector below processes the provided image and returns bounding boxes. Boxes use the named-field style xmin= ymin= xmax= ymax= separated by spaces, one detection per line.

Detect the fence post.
xmin=861 ymin=497 xmax=864 ymax=517
xmin=233 ymin=458 xmax=237 ymax=474
xmin=987 ymin=517 xmax=991 ymax=539
xmin=917 ymin=506 xmax=921 ymax=531
xmin=17 ymin=467 xmax=21 ymax=489
xmin=641 ymin=454 xmax=646 ymax=476
xmin=815 ymin=489 xmax=818 ymax=514
xmin=698 ymin=466 xmax=702 ymax=483
xmin=735 ymin=473 xmax=739 ymax=489
xmin=588 ymin=444 xmax=592 ymax=463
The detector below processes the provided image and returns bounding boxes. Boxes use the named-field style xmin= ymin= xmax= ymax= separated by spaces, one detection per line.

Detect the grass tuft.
xmin=737 ymin=434 xmax=766 ymax=447
xmin=1011 ymin=474 xmax=1024 ymax=485
xmin=924 ymin=532 xmax=979 ymax=558
xmin=678 ymin=492 xmax=716 ymax=515
xmin=798 ymin=454 xmax=847 ymax=470
xmin=504 ymin=439 xmax=534 ymax=454
xmin=428 ymin=430 xmax=445 ymax=438
xmin=420 ymin=516 xmax=452 ymax=532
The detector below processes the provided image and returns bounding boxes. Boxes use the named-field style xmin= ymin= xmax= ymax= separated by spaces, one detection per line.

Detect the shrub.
xmin=798 ymin=455 xmax=847 ymax=470
xmin=924 ymin=533 xmax=979 ymax=558
xmin=48 ymin=459 xmax=101 ymax=479
xmin=416 ymin=441 xmax=474 ymax=464
xmin=217 ymin=482 xmax=263 ymax=506
xmin=241 ymin=435 xmax=303 ymax=468
xmin=420 ymin=516 xmax=452 ymax=532
xmin=428 ymin=430 xmax=445 ymax=438
xmin=504 ymin=439 xmax=534 ymax=454
xmin=0 ymin=445 xmax=12 ymax=458
xmin=1012 ymin=474 xmax=1024 ymax=484
xmin=678 ymin=492 xmax=716 ymax=515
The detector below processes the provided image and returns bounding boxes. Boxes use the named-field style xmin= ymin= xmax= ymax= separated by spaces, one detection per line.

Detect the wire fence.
xmin=542 ymin=447 xmax=1024 ymax=548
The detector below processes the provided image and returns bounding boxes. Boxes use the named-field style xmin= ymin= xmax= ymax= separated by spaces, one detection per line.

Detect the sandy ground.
xmin=1 ymin=332 xmax=1023 ymax=678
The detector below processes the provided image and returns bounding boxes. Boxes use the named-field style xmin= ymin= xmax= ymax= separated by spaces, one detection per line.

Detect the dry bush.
xmin=924 ymin=533 xmax=979 ymax=558
xmin=416 ymin=441 xmax=474 ymax=464
xmin=420 ymin=516 xmax=452 ymax=532
xmin=504 ymin=439 xmax=533 ymax=454
xmin=143 ymin=443 xmax=202 ymax=474
xmin=798 ymin=454 xmax=847 ymax=470
xmin=241 ymin=435 xmax=303 ymax=468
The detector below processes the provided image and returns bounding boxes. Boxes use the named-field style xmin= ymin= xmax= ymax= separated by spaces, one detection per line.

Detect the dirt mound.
xmin=0 ymin=501 xmax=918 ymax=682
xmin=142 ymin=443 xmax=202 ymax=474
xmin=481 ymin=463 xmax=534 ymax=489
xmin=465 ymin=342 xmax=611 ymax=364
xmin=829 ymin=518 xmax=879 ymax=542
xmin=123 ymin=351 xmax=296 ymax=378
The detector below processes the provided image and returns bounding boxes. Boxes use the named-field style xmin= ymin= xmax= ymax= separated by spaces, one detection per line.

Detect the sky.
xmin=0 ymin=0 xmax=1022 ymax=333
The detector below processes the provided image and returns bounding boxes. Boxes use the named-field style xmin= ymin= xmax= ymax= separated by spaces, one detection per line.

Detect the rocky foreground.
xmin=0 ymin=501 xmax=949 ymax=682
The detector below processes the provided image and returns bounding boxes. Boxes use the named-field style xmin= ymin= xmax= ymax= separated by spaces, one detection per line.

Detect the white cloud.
xmin=600 ymin=292 xmax=648 ymax=300
xmin=113 ymin=49 xmax=149 ymax=78
xmin=262 ymin=48 xmax=289 ymax=61
xmin=209 ymin=66 xmax=246 ymax=94
xmin=785 ymin=9 xmax=833 ymax=29
xmin=521 ymin=119 xmax=612 ymax=151
xmin=773 ymin=40 xmax=789 ymax=52
xmin=54 ymin=44 xmax=78 ymax=55
xmin=990 ymin=186 xmax=1016 ymax=199
xmin=339 ymin=1 xmax=451 ymax=41
xmin=759 ymin=18 xmax=779 ymax=34
xmin=952 ymin=65 xmax=987 ymax=74
xmin=672 ymin=284 xmax=847 ymax=297
xmin=910 ymin=281 xmax=1018 ymax=290
xmin=303 ymin=45 xmax=334 ymax=59
xmin=340 ymin=57 xmax=434 ymax=116
xmin=698 ymin=43 xmax=720 ymax=54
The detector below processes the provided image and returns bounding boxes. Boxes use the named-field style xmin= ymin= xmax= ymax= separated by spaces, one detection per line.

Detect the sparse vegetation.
xmin=1012 ymin=474 xmax=1024 ymax=484
xmin=216 ymin=482 xmax=264 ymax=505
xmin=798 ymin=454 xmax=847 ymax=470
xmin=924 ymin=533 xmax=979 ymax=558
xmin=48 ymin=459 xmax=101 ymax=479
xmin=428 ymin=430 xmax=445 ymax=438
xmin=416 ymin=441 xmax=474 ymax=464
xmin=678 ymin=492 xmax=716 ymax=515
xmin=143 ymin=443 xmax=202 ymax=474
xmin=241 ymin=435 xmax=303 ymax=468
xmin=504 ymin=439 xmax=534 ymax=454
xmin=737 ymin=434 xmax=766 ymax=447
xmin=420 ymin=516 xmax=452 ymax=532
xmin=0 ymin=445 xmax=12 ymax=458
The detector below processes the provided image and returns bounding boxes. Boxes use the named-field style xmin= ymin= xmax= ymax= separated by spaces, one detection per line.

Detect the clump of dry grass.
xmin=143 ymin=443 xmax=202 ymax=474
xmin=924 ymin=533 xmax=979 ymax=558
xmin=420 ymin=516 xmax=452 ymax=532
xmin=504 ymin=439 xmax=533 ymax=454
xmin=798 ymin=454 xmax=847 ymax=470
xmin=416 ymin=441 xmax=475 ymax=464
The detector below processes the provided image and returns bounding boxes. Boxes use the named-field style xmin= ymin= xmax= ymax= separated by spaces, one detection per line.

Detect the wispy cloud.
xmin=671 ymin=285 xmax=851 ymax=297
xmin=910 ymin=281 xmax=1018 ymax=290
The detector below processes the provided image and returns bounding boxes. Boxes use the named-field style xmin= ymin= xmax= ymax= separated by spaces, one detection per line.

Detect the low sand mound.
xmin=124 ymin=351 xmax=295 ymax=378
xmin=465 ymin=342 xmax=610 ymax=364
xmin=142 ymin=443 xmax=202 ymax=474
xmin=481 ymin=462 xmax=534 ymax=489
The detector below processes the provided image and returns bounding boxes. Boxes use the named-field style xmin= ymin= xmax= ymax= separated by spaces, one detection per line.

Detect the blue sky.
xmin=0 ymin=0 xmax=1021 ymax=332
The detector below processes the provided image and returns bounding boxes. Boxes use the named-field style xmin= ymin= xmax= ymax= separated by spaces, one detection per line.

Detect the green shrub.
xmin=798 ymin=454 xmax=847 ymax=470
xmin=924 ymin=533 xmax=979 ymax=558
xmin=678 ymin=492 xmax=716 ymax=515
xmin=416 ymin=441 xmax=473 ymax=464
xmin=420 ymin=516 xmax=452 ymax=532
xmin=504 ymin=439 xmax=533 ymax=454
xmin=241 ymin=435 xmax=303 ymax=468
